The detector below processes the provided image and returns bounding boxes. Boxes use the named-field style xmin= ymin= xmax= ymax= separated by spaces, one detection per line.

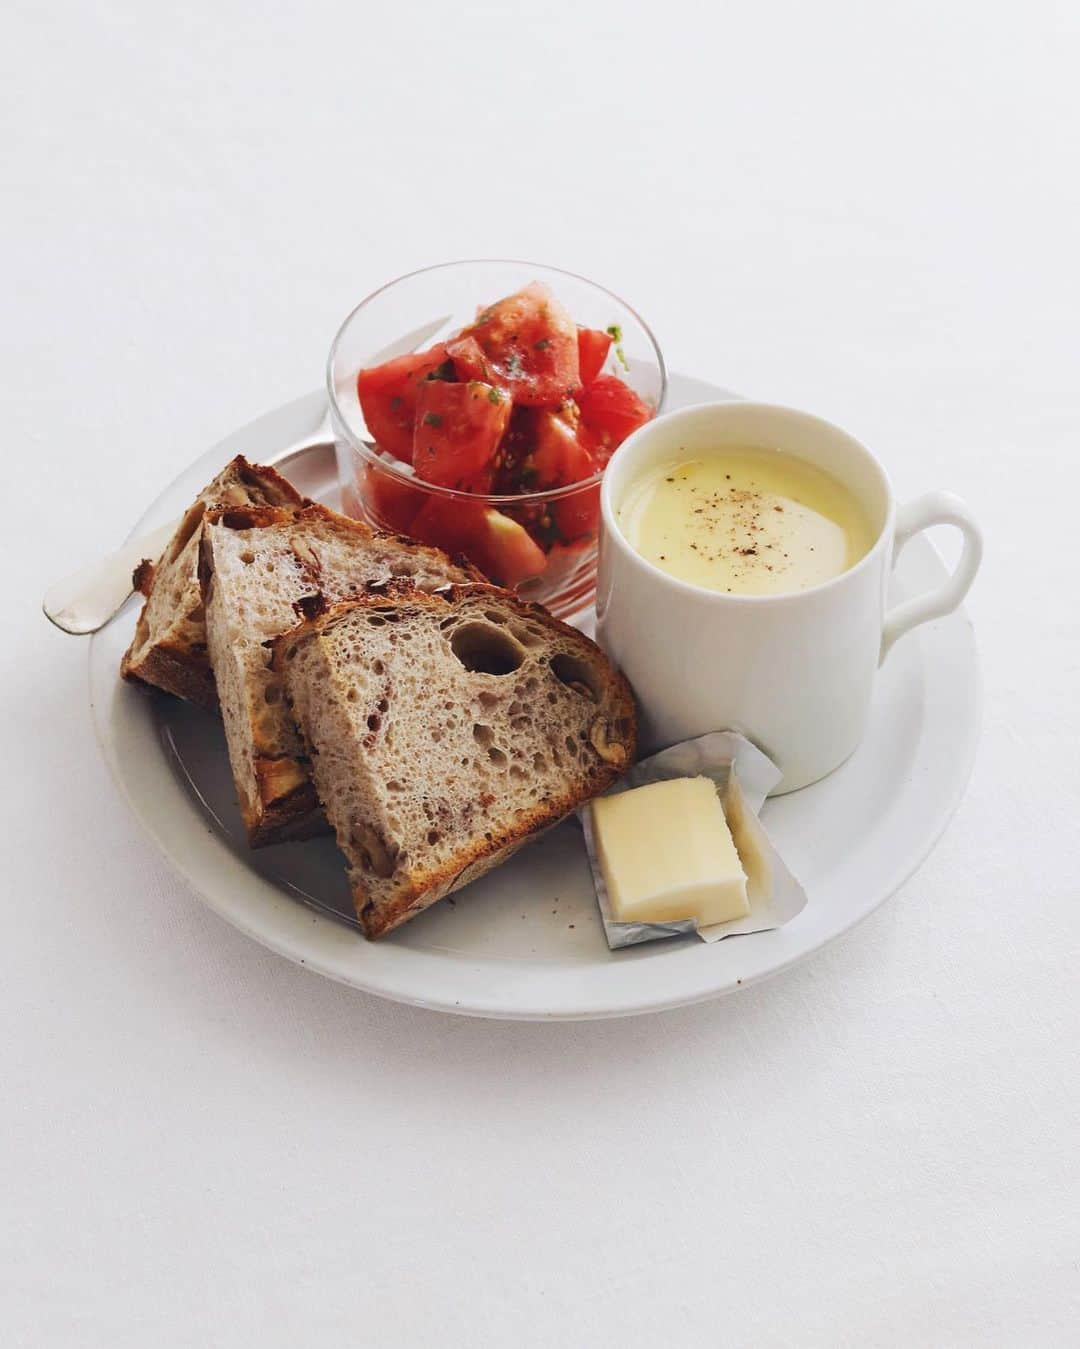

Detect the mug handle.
xmin=880 ymin=491 xmax=983 ymax=663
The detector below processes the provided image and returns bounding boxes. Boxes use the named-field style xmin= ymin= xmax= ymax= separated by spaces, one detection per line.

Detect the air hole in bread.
xmin=509 ymin=623 xmax=543 ymax=648
xmin=533 ymin=753 xmax=546 ymax=772
xmin=565 ymin=735 xmax=578 ymax=757
xmin=476 ymin=690 xmax=499 ymax=710
xmin=263 ymin=682 xmax=281 ymax=705
xmin=387 ymin=779 xmax=404 ymax=793
xmin=346 ymin=688 xmax=358 ymax=702
xmin=449 ymin=622 xmax=525 ymax=676
xmin=488 ymin=746 xmax=507 ymax=768
xmin=551 ymin=653 xmax=599 ymax=700
xmin=524 ymin=676 xmax=539 ymax=695
xmin=372 ymin=659 xmax=385 ymax=675
xmin=427 ymin=829 xmax=440 ymax=845
xmin=509 ymin=765 xmax=527 ymax=781
xmin=473 ymin=724 xmax=494 ymax=748
xmin=483 ymin=610 xmax=507 ymax=625
xmin=367 ymin=714 xmax=380 ymax=732
xmin=367 ymin=615 xmax=387 ymax=627
xmin=240 ymin=550 xmax=256 ymax=565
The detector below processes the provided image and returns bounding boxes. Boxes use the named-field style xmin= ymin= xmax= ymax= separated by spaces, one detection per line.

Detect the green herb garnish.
xmin=534 ymin=338 xmax=551 ymax=350
xmin=606 ymin=324 xmax=630 ymax=372
xmin=487 ymin=386 xmax=504 ymax=405
xmin=422 ymin=411 xmax=442 ymax=427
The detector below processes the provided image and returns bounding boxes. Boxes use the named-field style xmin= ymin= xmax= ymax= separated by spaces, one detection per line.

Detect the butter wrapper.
xmin=579 ymin=731 xmax=808 ymax=950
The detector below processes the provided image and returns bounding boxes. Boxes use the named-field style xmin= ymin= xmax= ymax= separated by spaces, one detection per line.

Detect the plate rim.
xmin=88 ymin=378 xmax=982 ymax=1020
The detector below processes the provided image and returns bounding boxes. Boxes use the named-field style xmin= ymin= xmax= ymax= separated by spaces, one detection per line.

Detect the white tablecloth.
xmin=6 ymin=3 xmax=1078 ymax=1344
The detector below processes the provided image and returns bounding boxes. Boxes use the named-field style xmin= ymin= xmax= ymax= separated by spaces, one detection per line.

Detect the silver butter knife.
xmin=43 ymin=315 xmax=453 ymax=636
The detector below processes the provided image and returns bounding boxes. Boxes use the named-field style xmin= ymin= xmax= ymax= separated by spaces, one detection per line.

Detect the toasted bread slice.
xmin=272 ymin=584 xmax=637 ymax=938
xmin=121 ymin=456 xmax=302 ymax=707
xmin=201 ymin=503 xmax=481 ymax=847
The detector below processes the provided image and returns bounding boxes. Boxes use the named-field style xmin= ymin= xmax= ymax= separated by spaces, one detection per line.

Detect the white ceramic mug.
xmin=596 ymin=402 xmax=983 ymax=793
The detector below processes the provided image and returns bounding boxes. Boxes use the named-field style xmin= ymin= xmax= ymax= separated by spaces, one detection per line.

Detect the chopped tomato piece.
xmin=495 ymin=494 xmax=556 ymax=550
xmin=576 ymin=375 xmax=652 ymax=460
xmin=499 ymin=483 xmax=599 ymax=551
xmin=577 ymin=327 xmax=612 ymax=385
xmin=445 ymin=334 xmax=492 ymax=384
xmin=455 ymin=282 xmax=580 ymax=407
xmin=357 ymin=462 xmax=424 ymax=534
xmin=552 ymin=483 xmax=601 ymax=542
xmin=412 ymin=380 xmax=511 ymax=492
xmin=509 ymin=404 xmax=597 ymax=491
xmin=357 ymin=344 xmax=452 ymax=462
xmin=411 ymin=499 xmax=547 ymax=588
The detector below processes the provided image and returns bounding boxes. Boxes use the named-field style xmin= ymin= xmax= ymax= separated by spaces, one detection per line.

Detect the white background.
xmin=4 ymin=1 xmax=1078 ymax=1344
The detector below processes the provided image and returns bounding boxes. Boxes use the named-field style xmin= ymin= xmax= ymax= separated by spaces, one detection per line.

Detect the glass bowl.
xmin=326 ymin=259 xmax=666 ymax=618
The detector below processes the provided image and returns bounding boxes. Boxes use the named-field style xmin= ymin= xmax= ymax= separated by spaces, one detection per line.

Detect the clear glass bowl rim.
xmin=325 ymin=257 xmax=668 ymax=507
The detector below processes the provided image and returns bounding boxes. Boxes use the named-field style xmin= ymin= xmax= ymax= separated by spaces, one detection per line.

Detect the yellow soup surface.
xmin=617 ymin=447 xmax=876 ymax=596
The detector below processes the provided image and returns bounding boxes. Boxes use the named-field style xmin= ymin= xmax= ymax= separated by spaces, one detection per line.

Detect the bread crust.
xmin=244 ymin=757 xmax=326 ymax=846
xmin=121 ymin=636 xmax=218 ymax=710
xmin=273 ymin=583 xmax=637 ymax=938
xmin=204 ymin=500 xmax=487 ymax=585
xmin=132 ymin=558 xmax=155 ymax=596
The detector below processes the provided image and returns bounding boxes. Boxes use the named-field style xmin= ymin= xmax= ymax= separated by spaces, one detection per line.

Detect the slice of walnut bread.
xmin=272 ymin=584 xmax=637 ymax=938
xmin=201 ymin=503 xmax=480 ymax=847
xmin=121 ymin=456 xmax=303 ymax=708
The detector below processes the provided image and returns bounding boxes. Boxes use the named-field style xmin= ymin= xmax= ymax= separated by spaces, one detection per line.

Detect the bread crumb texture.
xmin=204 ymin=504 xmax=476 ymax=841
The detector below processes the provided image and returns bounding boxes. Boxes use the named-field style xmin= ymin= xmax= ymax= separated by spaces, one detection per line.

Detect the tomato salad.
xmin=355 ymin=282 xmax=653 ymax=589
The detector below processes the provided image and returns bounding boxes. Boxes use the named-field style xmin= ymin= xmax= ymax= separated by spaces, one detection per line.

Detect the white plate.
xmin=89 ymin=375 xmax=981 ymax=1020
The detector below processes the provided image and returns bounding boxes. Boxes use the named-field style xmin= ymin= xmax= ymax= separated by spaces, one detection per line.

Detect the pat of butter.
xmin=589 ymin=776 xmax=750 ymax=927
